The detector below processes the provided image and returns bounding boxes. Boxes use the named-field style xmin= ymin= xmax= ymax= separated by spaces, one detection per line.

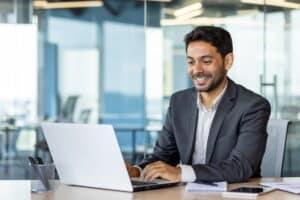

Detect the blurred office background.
xmin=0 ymin=0 xmax=300 ymax=179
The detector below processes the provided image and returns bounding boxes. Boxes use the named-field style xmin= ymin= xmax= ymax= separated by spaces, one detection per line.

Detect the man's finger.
xmin=144 ymin=169 xmax=163 ymax=181
xmin=142 ymin=165 xmax=162 ymax=179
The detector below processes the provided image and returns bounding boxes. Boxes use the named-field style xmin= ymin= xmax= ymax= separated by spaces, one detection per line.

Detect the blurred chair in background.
xmin=58 ymin=95 xmax=79 ymax=122
xmin=261 ymin=119 xmax=289 ymax=177
xmin=78 ymin=109 xmax=92 ymax=124
xmin=283 ymin=121 xmax=300 ymax=176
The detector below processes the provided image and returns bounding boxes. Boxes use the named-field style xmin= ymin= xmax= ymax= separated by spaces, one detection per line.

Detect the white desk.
xmin=1 ymin=178 xmax=300 ymax=200
xmin=30 ymin=178 xmax=300 ymax=200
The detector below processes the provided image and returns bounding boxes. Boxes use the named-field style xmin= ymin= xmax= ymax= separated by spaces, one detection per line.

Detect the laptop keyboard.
xmin=131 ymin=180 xmax=158 ymax=186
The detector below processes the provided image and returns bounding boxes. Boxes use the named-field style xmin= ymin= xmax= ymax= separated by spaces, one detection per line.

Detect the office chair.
xmin=261 ymin=119 xmax=290 ymax=177
xmin=58 ymin=95 xmax=79 ymax=122
xmin=282 ymin=121 xmax=300 ymax=176
xmin=78 ymin=109 xmax=92 ymax=123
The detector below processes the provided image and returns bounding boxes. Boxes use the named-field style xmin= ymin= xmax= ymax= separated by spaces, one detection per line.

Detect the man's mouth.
xmin=191 ymin=73 xmax=212 ymax=85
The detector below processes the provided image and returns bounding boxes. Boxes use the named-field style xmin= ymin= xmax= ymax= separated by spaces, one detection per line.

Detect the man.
xmin=127 ymin=26 xmax=271 ymax=183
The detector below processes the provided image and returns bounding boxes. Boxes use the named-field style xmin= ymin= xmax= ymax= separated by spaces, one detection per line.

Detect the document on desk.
xmin=0 ymin=181 xmax=31 ymax=200
xmin=185 ymin=181 xmax=227 ymax=192
xmin=260 ymin=182 xmax=300 ymax=194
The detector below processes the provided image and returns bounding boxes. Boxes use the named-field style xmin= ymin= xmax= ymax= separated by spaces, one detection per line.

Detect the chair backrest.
xmin=78 ymin=109 xmax=92 ymax=123
xmin=59 ymin=95 xmax=79 ymax=122
xmin=261 ymin=119 xmax=289 ymax=177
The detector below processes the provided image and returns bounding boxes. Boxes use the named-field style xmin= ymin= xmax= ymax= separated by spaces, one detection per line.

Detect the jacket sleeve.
xmin=138 ymin=96 xmax=180 ymax=169
xmin=192 ymin=99 xmax=271 ymax=183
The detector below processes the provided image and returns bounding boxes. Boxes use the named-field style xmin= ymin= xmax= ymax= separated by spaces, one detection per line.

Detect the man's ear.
xmin=224 ymin=53 xmax=234 ymax=70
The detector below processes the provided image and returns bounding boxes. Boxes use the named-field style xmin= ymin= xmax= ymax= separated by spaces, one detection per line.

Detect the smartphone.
xmin=222 ymin=186 xmax=275 ymax=198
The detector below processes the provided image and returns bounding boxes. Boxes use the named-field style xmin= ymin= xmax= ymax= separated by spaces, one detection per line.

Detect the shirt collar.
xmin=197 ymin=80 xmax=228 ymax=111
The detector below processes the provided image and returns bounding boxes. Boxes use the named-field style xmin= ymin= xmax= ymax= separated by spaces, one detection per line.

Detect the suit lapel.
xmin=184 ymin=89 xmax=198 ymax=164
xmin=205 ymin=78 xmax=237 ymax=163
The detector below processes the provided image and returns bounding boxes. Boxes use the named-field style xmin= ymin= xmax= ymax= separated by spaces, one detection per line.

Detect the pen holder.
xmin=30 ymin=163 xmax=55 ymax=193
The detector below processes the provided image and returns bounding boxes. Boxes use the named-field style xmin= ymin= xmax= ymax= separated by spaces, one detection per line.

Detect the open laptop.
xmin=41 ymin=122 xmax=179 ymax=192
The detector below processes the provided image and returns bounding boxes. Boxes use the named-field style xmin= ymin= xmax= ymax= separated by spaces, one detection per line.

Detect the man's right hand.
xmin=125 ymin=161 xmax=140 ymax=177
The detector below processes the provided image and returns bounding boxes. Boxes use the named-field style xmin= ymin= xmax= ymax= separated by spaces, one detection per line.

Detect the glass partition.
xmin=1 ymin=0 xmax=300 ymax=178
xmin=146 ymin=0 xmax=300 ymax=176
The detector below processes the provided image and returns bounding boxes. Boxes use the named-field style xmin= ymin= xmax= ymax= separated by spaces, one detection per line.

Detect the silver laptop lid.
xmin=41 ymin=122 xmax=133 ymax=192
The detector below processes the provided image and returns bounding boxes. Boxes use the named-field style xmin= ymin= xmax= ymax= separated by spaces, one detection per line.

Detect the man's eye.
xmin=203 ymin=60 xmax=212 ymax=64
xmin=187 ymin=61 xmax=194 ymax=65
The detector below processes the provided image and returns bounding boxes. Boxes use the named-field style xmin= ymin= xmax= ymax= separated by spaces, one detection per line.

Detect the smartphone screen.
xmin=223 ymin=186 xmax=275 ymax=198
xmin=230 ymin=187 xmax=264 ymax=193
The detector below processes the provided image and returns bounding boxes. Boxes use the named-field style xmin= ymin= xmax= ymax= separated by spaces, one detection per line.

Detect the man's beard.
xmin=191 ymin=66 xmax=227 ymax=93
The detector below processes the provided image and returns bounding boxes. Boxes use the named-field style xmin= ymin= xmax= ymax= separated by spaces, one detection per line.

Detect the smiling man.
xmin=126 ymin=26 xmax=271 ymax=183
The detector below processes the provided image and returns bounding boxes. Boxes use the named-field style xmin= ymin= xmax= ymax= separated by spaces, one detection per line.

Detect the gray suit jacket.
xmin=139 ymin=78 xmax=271 ymax=183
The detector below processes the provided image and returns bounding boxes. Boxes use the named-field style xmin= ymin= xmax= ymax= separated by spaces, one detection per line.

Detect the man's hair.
xmin=184 ymin=26 xmax=233 ymax=58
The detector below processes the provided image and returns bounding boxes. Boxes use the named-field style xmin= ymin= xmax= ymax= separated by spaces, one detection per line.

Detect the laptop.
xmin=41 ymin=122 xmax=179 ymax=192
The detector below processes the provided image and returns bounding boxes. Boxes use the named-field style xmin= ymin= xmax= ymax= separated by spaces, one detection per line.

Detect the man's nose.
xmin=191 ymin=62 xmax=204 ymax=73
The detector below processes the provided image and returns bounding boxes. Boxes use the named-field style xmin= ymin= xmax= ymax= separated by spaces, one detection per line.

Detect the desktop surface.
xmin=3 ymin=178 xmax=299 ymax=200
xmin=0 ymin=177 xmax=300 ymax=200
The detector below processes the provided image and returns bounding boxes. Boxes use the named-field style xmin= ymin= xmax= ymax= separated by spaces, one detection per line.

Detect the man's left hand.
xmin=141 ymin=161 xmax=181 ymax=182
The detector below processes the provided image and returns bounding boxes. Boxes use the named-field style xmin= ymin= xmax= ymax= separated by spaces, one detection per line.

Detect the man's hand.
xmin=141 ymin=161 xmax=181 ymax=182
xmin=125 ymin=161 xmax=140 ymax=177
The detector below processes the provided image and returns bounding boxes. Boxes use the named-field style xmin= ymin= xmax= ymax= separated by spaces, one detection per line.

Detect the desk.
xmin=0 ymin=124 xmax=19 ymax=159
xmin=30 ymin=178 xmax=300 ymax=200
xmin=0 ymin=123 xmax=38 ymax=159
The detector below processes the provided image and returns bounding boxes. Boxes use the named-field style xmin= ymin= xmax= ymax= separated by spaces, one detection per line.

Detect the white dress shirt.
xmin=180 ymin=83 xmax=228 ymax=182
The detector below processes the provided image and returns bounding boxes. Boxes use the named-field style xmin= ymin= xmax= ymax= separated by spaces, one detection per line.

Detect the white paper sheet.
xmin=0 ymin=181 xmax=31 ymax=200
xmin=185 ymin=181 xmax=227 ymax=192
xmin=260 ymin=182 xmax=300 ymax=194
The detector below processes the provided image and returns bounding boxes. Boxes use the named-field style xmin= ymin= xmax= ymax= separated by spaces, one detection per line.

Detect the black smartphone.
xmin=222 ymin=186 xmax=275 ymax=198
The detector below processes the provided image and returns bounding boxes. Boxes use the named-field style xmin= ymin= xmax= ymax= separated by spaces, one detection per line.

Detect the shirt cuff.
xmin=179 ymin=164 xmax=196 ymax=182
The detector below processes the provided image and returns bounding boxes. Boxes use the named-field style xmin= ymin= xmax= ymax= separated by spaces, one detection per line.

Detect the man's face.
xmin=187 ymin=41 xmax=232 ymax=93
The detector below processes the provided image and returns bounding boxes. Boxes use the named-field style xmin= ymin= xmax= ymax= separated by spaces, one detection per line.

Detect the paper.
xmin=260 ymin=182 xmax=300 ymax=194
xmin=185 ymin=181 xmax=227 ymax=192
xmin=0 ymin=181 xmax=31 ymax=200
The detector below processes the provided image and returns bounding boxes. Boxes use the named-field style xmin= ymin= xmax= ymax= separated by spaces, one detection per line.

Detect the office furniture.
xmin=58 ymin=95 xmax=79 ymax=122
xmin=14 ymin=177 xmax=299 ymax=199
xmin=0 ymin=123 xmax=38 ymax=179
xmin=78 ymin=109 xmax=92 ymax=123
xmin=0 ymin=124 xmax=19 ymax=159
xmin=34 ymin=95 xmax=80 ymax=160
xmin=283 ymin=121 xmax=300 ymax=176
xmin=115 ymin=126 xmax=161 ymax=163
xmin=260 ymin=75 xmax=278 ymax=116
xmin=261 ymin=119 xmax=289 ymax=177
xmin=115 ymin=126 xmax=145 ymax=163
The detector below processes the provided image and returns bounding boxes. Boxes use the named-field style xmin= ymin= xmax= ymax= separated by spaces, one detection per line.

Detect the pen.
xmin=36 ymin=157 xmax=44 ymax=164
xmin=28 ymin=156 xmax=37 ymax=165
xmin=195 ymin=180 xmax=218 ymax=186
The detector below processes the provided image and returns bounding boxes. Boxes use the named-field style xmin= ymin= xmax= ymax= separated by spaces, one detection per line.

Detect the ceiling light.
xmin=176 ymin=9 xmax=203 ymax=20
xmin=162 ymin=8 xmax=175 ymax=15
xmin=160 ymin=16 xmax=264 ymax=26
xmin=241 ymin=0 xmax=300 ymax=9
xmin=34 ymin=0 xmax=103 ymax=9
xmin=174 ymin=2 xmax=202 ymax=17
xmin=161 ymin=17 xmax=224 ymax=26
xmin=237 ymin=9 xmax=260 ymax=15
xmin=146 ymin=0 xmax=172 ymax=1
